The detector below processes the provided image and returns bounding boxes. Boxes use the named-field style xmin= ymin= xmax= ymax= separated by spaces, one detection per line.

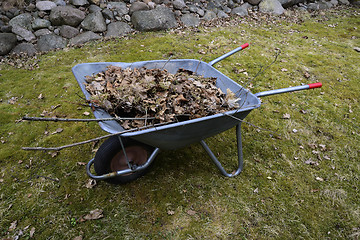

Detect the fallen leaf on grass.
xmin=167 ymin=210 xmax=175 ymax=215
xmin=315 ymin=177 xmax=324 ymax=182
xmin=83 ymin=112 xmax=90 ymax=116
xmin=354 ymin=47 xmax=360 ymax=52
xmin=187 ymin=210 xmax=196 ymax=216
xmin=30 ymin=227 xmax=35 ymax=238
xmin=0 ymin=179 xmax=3 ymax=183
xmin=282 ymin=113 xmax=290 ymax=119
xmin=85 ymin=179 xmax=97 ymax=189
xmin=51 ymin=128 xmax=63 ymax=134
xmin=83 ymin=209 xmax=103 ymax=220
xmin=305 ymin=159 xmax=319 ymax=166
xmin=77 ymin=162 xmax=87 ymax=166
xmin=38 ymin=94 xmax=44 ymax=99
xmin=73 ymin=236 xmax=83 ymax=240
xmin=9 ymin=220 xmax=17 ymax=231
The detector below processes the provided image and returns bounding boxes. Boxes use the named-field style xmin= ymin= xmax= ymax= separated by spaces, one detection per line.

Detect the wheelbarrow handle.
xmin=208 ymin=43 xmax=249 ymax=66
xmin=254 ymin=82 xmax=322 ymax=98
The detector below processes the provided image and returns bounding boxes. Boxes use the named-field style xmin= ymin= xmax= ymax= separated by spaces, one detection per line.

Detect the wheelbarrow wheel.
xmin=94 ymin=136 xmax=155 ymax=184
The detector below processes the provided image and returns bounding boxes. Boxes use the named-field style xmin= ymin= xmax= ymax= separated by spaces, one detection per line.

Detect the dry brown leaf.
xmin=167 ymin=210 xmax=175 ymax=215
xmin=187 ymin=210 xmax=196 ymax=216
xmin=9 ymin=220 xmax=17 ymax=231
xmin=282 ymin=113 xmax=291 ymax=119
xmin=85 ymin=179 xmax=97 ymax=189
xmin=83 ymin=209 xmax=103 ymax=220
xmin=30 ymin=227 xmax=35 ymax=238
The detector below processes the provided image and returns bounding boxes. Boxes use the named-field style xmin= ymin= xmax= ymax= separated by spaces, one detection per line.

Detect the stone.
xmin=89 ymin=4 xmax=102 ymax=12
xmin=129 ymin=2 xmax=150 ymax=15
xmin=37 ymin=34 xmax=67 ymax=51
xmin=8 ymin=13 xmax=33 ymax=31
xmin=148 ymin=2 xmax=156 ymax=9
xmin=278 ymin=0 xmax=305 ymax=7
xmin=36 ymin=1 xmax=57 ymax=11
xmin=131 ymin=6 xmax=177 ymax=31
xmin=173 ymin=0 xmax=187 ymax=10
xmin=89 ymin=0 xmax=101 ymax=5
xmin=11 ymin=43 xmax=37 ymax=56
xmin=34 ymin=29 xmax=53 ymax=37
xmin=181 ymin=13 xmax=200 ymax=27
xmin=259 ymin=0 xmax=285 ymax=15
xmin=307 ymin=1 xmax=332 ymax=10
xmin=102 ymin=8 xmax=114 ymax=19
xmin=217 ymin=10 xmax=229 ymax=18
xmin=50 ymin=6 xmax=86 ymax=27
xmin=11 ymin=25 xmax=36 ymax=42
xmin=31 ymin=18 xmax=51 ymax=30
xmin=59 ymin=25 xmax=80 ymax=38
xmin=70 ymin=31 xmax=101 ymax=45
xmin=338 ymin=0 xmax=350 ymax=4
xmin=0 ymin=33 xmax=17 ymax=56
xmin=54 ymin=0 xmax=67 ymax=6
xmin=107 ymin=2 xmax=129 ymax=16
xmin=105 ymin=21 xmax=132 ymax=37
xmin=246 ymin=0 xmax=262 ymax=5
xmin=202 ymin=10 xmax=217 ymax=21
xmin=70 ymin=0 xmax=90 ymax=7
xmin=230 ymin=3 xmax=250 ymax=16
xmin=81 ymin=11 xmax=107 ymax=32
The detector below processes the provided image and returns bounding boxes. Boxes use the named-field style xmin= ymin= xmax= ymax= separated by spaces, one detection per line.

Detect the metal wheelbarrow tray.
xmin=72 ymin=44 xmax=322 ymax=183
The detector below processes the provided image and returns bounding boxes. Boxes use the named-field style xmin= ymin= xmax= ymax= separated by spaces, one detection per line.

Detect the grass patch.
xmin=1 ymin=7 xmax=359 ymax=239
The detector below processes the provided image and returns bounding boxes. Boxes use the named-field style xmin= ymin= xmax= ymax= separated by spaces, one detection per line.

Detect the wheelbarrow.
xmin=72 ymin=44 xmax=322 ymax=184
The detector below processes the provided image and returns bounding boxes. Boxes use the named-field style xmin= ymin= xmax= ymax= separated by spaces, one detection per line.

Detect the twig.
xmin=22 ymin=121 xmax=173 ymax=151
xmin=161 ymin=56 xmax=173 ymax=70
xmin=22 ymin=116 xmax=155 ymax=122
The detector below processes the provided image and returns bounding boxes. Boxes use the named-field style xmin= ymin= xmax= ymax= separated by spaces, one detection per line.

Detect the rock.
xmin=217 ymin=10 xmax=229 ymax=18
xmin=131 ymin=6 xmax=177 ymax=31
xmin=107 ymin=2 xmax=129 ymax=16
xmin=148 ymin=2 xmax=156 ymax=9
xmin=105 ymin=21 xmax=132 ymax=37
xmin=54 ymin=0 xmax=67 ymax=6
xmin=231 ymin=3 xmax=250 ymax=16
xmin=59 ymin=25 xmax=79 ymax=38
xmin=34 ymin=28 xmax=52 ymax=37
xmin=102 ymin=8 xmax=114 ymax=19
xmin=89 ymin=0 xmax=101 ymax=5
xmin=173 ymin=0 xmax=187 ymax=10
xmin=37 ymin=34 xmax=67 ymax=51
xmin=31 ymin=18 xmax=51 ymax=30
xmin=36 ymin=1 xmax=57 ymax=11
xmin=307 ymin=1 xmax=332 ymax=10
xmin=129 ymin=2 xmax=150 ymax=15
xmin=50 ymin=6 xmax=86 ymax=27
xmin=81 ymin=11 xmax=107 ymax=32
xmin=11 ymin=25 xmax=36 ymax=42
xmin=202 ymin=10 xmax=217 ymax=21
xmin=181 ymin=13 xmax=200 ymax=27
xmin=70 ymin=31 xmax=101 ymax=45
xmin=8 ymin=13 xmax=33 ymax=31
xmin=70 ymin=0 xmax=90 ymax=7
xmin=246 ymin=0 xmax=262 ymax=5
xmin=1 ymin=25 xmax=13 ymax=33
xmin=89 ymin=4 xmax=102 ymax=13
xmin=0 ymin=33 xmax=17 ymax=56
xmin=259 ymin=0 xmax=285 ymax=15
xmin=279 ymin=0 xmax=305 ymax=7
xmin=338 ymin=0 xmax=350 ymax=4
xmin=11 ymin=43 xmax=37 ymax=56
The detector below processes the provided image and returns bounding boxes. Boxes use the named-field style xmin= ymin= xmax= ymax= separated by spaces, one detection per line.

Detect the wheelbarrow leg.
xmin=200 ymin=123 xmax=243 ymax=177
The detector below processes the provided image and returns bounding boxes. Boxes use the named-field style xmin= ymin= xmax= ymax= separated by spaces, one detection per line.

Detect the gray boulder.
xmin=8 ymin=13 xmax=33 ymax=31
xmin=50 ymin=6 xmax=86 ymax=27
xmin=11 ymin=43 xmax=37 ymax=57
xmin=278 ymin=0 xmax=305 ymax=7
xmin=131 ymin=6 xmax=177 ymax=31
xmin=70 ymin=0 xmax=89 ymax=6
xmin=81 ymin=11 xmax=107 ymax=32
xmin=181 ymin=13 xmax=200 ymax=27
xmin=37 ymin=34 xmax=67 ymax=51
xmin=32 ymin=18 xmax=51 ymax=31
xmin=70 ymin=31 xmax=101 ymax=45
xmin=11 ymin=25 xmax=36 ymax=42
xmin=307 ymin=0 xmax=333 ymax=9
xmin=173 ymin=0 xmax=187 ymax=10
xmin=0 ymin=33 xmax=17 ymax=56
xmin=259 ymin=0 xmax=285 ymax=15
xmin=217 ymin=10 xmax=229 ymax=18
xmin=105 ymin=22 xmax=132 ymax=37
xmin=34 ymin=29 xmax=53 ymax=37
xmin=202 ymin=10 xmax=217 ymax=21
xmin=36 ymin=1 xmax=57 ymax=11
xmin=107 ymin=2 xmax=129 ymax=16
xmin=59 ymin=25 xmax=80 ymax=38
xmin=231 ymin=3 xmax=250 ymax=16
xmin=129 ymin=2 xmax=150 ymax=15
xmin=102 ymin=8 xmax=115 ymax=19
xmin=246 ymin=0 xmax=262 ymax=5
xmin=89 ymin=4 xmax=102 ymax=13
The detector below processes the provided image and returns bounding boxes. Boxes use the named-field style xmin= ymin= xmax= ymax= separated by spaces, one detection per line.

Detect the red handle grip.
xmin=308 ymin=82 xmax=322 ymax=89
xmin=241 ymin=43 xmax=249 ymax=49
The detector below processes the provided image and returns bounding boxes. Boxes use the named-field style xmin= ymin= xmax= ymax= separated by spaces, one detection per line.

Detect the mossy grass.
xmin=1 ymin=7 xmax=359 ymax=239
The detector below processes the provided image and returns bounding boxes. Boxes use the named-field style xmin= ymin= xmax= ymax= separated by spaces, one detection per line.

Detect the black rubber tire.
xmin=94 ymin=136 xmax=155 ymax=184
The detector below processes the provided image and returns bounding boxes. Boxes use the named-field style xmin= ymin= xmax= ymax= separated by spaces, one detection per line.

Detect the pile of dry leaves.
xmin=85 ymin=66 xmax=240 ymax=129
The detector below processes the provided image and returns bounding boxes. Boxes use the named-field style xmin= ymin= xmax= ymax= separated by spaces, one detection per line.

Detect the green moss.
xmin=0 ymin=7 xmax=359 ymax=240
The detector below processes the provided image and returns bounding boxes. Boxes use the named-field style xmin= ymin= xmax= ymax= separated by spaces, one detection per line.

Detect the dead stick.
xmin=22 ymin=116 xmax=155 ymax=122
xmin=22 ymin=122 xmax=173 ymax=151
